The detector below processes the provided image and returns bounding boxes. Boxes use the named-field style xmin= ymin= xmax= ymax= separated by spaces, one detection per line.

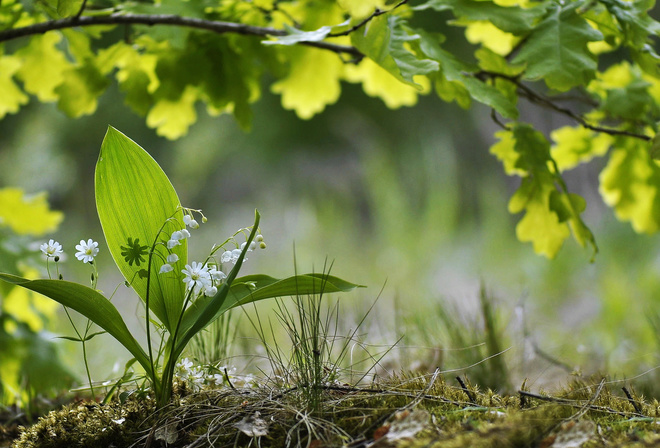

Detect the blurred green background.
xmin=3 ymin=65 xmax=660 ymax=397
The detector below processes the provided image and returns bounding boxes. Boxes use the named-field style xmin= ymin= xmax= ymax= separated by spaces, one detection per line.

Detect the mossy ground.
xmin=6 ymin=373 xmax=660 ymax=448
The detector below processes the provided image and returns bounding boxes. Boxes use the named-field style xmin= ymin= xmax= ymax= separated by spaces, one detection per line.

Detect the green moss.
xmin=12 ymin=394 xmax=157 ymax=448
xmin=11 ymin=374 xmax=660 ymax=448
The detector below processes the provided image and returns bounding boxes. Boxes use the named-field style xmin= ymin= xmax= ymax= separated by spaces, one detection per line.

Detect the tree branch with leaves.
xmin=2 ymin=0 xmax=660 ymax=258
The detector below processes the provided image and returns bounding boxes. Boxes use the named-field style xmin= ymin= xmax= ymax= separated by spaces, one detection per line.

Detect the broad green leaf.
xmin=600 ymin=136 xmax=660 ymax=233
xmin=0 ymin=274 xmax=151 ymax=375
xmin=351 ymin=15 xmax=439 ymax=88
xmin=512 ymin=2 xmax=603 ymax=91
xmin=551 ymin=126 xmax=613 ymax=171
xmin=418 ymin=31 xmax=518 ymax=119
xmin=15 ymin=32 xmax=72 ymax=102
xmin=0 ymin=55 xmax=29 ymax=119
xmin=95 ymin=127 xmax=187 ymax=331
xmin=418 ymin=0 xmax=546 ymax=34
xmin=221 ymin=272 xmax=363 ymax=313
xmin=179 ymin=272 xmax=362 ymax=343
xmin=601 ymin=0 xmax=660 ymax=48
xmin=55 ymin=61 xmax=110 ymax=117
xmin=0 ymin=188 xmax=63 ymax=236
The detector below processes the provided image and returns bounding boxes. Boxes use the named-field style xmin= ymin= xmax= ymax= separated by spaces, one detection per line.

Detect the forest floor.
xmin=4 ymin=371 xmax=660 ymax=448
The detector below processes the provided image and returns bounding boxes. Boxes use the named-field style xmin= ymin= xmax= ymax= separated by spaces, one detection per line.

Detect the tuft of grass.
xmin=247 ymin=264 xmax=384 ymax=415
xmin=188 ymin=309 xmax=239 ymax=366
xmin=407 ymin=283 xmax=511 ymax=393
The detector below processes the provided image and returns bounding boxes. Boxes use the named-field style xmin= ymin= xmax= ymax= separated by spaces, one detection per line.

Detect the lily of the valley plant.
xmin=0 ymin=127 xmax=360 ymax=407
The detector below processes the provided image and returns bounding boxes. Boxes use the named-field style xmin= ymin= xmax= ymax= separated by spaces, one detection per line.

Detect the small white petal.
xmin=204 ymin=286 xmax=217 ymax=297
xmin=180 ymin=229 xmax=191 ymax=239
xmin=231 ymin=248 xmax=244 ymax=263
xmin=171 ymin=231 xmax=184 ymax=241
xmin=221 ymin=250 xmax=233 ymax=263
xmin=159 ymin=264 xmax=173 ymax=274
xmin=184 ymin=215 xmax=192 ymax=225
xmin=167 ymin=239 xmax=181 ymax=249
xmin=167 ymin=253 xmax=179 ymax=263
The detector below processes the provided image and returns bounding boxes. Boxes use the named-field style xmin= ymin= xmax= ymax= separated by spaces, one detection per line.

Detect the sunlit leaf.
xmin=2 ymin=268 xmax=58 ymax=332
xmin=272 ymin=46 xmax=344 ymax=119
xmin=490 ymin=129 xmax=526 ymax=176
xmin=337 ymin=0 xmax=385 ymax=18
xmin=599 ymin=136 xmax=660 ymax=233
xmin=0 ymin=188 xmax=63 ymax=236
xmin=464 ymin=21 xmax=517 ymax=56
xmin=15 ymin=32 xmax=72 ymax=102
xmin=146 ymin=86 xmax=198 ymax=139
xmin=551 ymin=126 xmax=613 ymax=171
xmin=344 ymin=58 xmax=430 ymax=108
xmin=0 ymin=55 xmax=29 ymax=119
xmin=95 ymin=127 xmax=187 ymax=331
xmin=509 ymin=174 xmax=571 ymax=258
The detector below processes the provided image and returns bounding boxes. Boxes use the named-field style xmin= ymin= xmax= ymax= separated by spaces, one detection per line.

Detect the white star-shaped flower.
xmin=75 ymin=239 xmax=99 ymax=263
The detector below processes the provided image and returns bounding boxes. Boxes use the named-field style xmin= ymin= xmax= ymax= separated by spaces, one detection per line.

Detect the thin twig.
xmin=0 ymin=13 xmax=363 ymax=58
xmin=456 ymin=376 xmax=477 ymax=405
xmin=572 ymin=378 xmax=605 ymax=420
xmin=480 ymin=70 xmax=651 ymax=141
xmin=622 ymin=387 xmax=643 ymax=414
xmin=517 ymin=389 xmax=643 ymax=418
xmin=328 ymin=0 xmax=409 ymax=37
xmin=74 ymin=0 xmax=88 ymax=19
